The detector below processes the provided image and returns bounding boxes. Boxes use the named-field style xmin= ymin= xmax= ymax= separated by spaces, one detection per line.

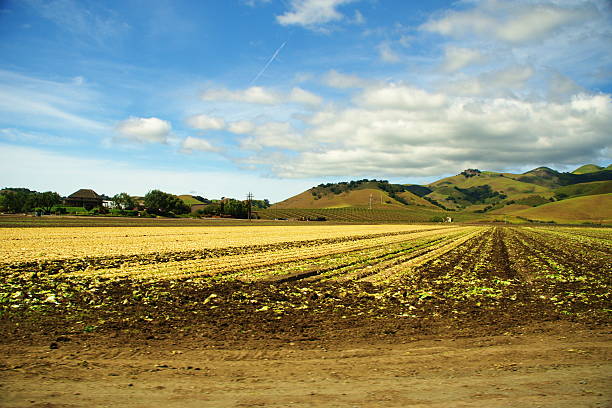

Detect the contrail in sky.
xmin=250 ymin=41 xmax=287 ymax=85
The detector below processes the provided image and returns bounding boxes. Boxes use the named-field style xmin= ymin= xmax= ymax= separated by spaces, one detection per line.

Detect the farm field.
xmin=257 ymin=207 xmax=486 ymax=223
xmin=1 ymin=223 xmax=611 ymax=407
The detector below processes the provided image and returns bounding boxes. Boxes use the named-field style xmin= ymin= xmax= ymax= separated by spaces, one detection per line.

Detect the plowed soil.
xmin=1 ymin=225 xmax=610 ymax=407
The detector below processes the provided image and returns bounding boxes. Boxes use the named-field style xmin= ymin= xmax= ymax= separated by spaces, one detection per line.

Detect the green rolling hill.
xmin=270 ymin=164 xmax=611 ymax=224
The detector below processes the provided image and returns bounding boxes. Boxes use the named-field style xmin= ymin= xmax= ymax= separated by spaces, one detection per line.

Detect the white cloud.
xmin=181 ymin=136 xmax=220 ymax=153
xmin=322 ymin=70 xmax=370 ymax=89
xmin=357 ymin=85 xmax=448 ymax=110
xmin=289 ymin=87 xmax=323 ymax=106
xmin=186 ymin=114 xmax=226 ymax=130
xmin=496 ymin=4 xmax=596 ymax=43
xmin=421 ymin=1 xmax=598 ymax=44
xmin=548 ymin=72 xmax=585 ymax=101
xmin=441 ymin=47 xmax=485 ymax=72
xmin=445 ymin=65 xmax=535 ymax=96
xmin=116 ymin=117 xmax=171 ymax=144
xmin=240 ymin=122 xmax=305 ymax=151
xmin=277 ymin=0 xmax=356 ymax=28
xmin=201 ymin=86 xmax=323 ymax=107
xmin=201 ymin=86 xmax=281 ymax=104
xmin=236 ymin=82 xmax=611 ymax=178
xmin=228 ymin=120 xmax=256 ymax=134
xmin=377 ymin=42 xmax=401 ymax=63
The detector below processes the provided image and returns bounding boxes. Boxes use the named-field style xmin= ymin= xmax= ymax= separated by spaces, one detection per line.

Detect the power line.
xmin=247 ymin=192 xmax=253 ymax=221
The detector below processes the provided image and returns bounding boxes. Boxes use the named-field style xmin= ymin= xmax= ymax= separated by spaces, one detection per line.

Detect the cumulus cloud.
xmin=356 ymin=85 xmax=447 ymax=110
xmin=201 ymin=86 xmax=323 ymax=107
xmin=421 ymin=1 xmax=598 ymax=44
xmin=444 ymin=65 xmax=535 ymax=97
xmin=441 ymin=47 xmax=485 ymax=72
xmin=236 ymin=83 xmax=611 ymax=178
xmin=181 ymin=136 xmax=220 ymax=153
xmin=240 ymin=122 xmax=305 ymax=151
xmin=201 ymin=86 xmax=281 ymax=104
xmin=228 ymin=120 xmax=256 ymax=134
xmin=322 ymin=70 xmax=370 ymax=89
xmin=186 ymin=114 xmax=225 ymax=130
xmin=289 ymin=87 xmax=323 ymax=106
xmin=116 ymin=117 xmax=171 ymax=143
xmin=548 ymin=72 xmax=585 ymax=102
xmin=276 ymin=0 xmax=356 ymax=28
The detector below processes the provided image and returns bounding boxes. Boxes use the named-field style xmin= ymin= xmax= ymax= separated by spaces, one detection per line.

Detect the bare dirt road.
xmin=1 ymin=322 xmax=610 ymax=408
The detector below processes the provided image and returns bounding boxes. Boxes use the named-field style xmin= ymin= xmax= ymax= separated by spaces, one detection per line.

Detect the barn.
xmin=64 ymin=189 xmax=103 ymax=210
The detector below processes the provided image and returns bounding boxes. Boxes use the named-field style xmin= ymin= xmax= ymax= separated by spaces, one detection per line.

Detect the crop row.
xmin=388 ymin=226 xmax=610 ymax=321
xmin=0 ymin=224 xmax=450 ymax=264
xmin=1 ymin=225 xmax=609 ymax=331
xmin=66 ymin=227 xmax=479 ymax=281
xmin=258 ymin=208 xmax=442 ymax=222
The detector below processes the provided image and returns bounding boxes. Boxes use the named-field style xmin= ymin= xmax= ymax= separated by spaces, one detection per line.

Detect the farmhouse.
xmin=64 ymin=189 xmax=103 ymax=210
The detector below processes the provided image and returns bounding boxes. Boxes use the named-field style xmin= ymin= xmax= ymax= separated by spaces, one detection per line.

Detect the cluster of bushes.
xmin=509 ymin=195 xmax=551 ymax=207
xmin=197 ymin=199 xmax=252 ymax=219
xmin=0 ymin=188 xmax=62 ymax=214
xmin=143 ymin=190 xmax=190 ymax=217
xmin=455 ymin=185 xmax=506 ymax=204
xmin=460 ymin=169 xmax=481 ymax=178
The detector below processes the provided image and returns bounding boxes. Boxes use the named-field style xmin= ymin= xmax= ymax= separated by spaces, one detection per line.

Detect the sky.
xmin=0 ymin=0 xmax=611 ymax=202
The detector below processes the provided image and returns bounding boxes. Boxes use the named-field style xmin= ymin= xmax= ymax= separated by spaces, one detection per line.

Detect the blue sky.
xmin=1 ymin=0 xmax=610 ymax=202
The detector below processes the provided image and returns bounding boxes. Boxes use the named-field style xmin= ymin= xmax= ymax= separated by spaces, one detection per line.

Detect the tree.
xmin=34 ymin=191 xmax=61 ymax=213
xmin=224 ymin=199 xmax=248 ymax=218
xmin=0 ymin=188 xmax=37 ymax=213
xmin=112 ymin=192 xmax=135 ymax=210
xmin=197 ymin=202 xmax=222 ymax=216
xmin=144 ymin=190 xmax=190 ymax=216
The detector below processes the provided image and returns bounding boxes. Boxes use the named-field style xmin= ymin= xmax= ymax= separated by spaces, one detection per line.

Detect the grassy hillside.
xmin=553 ymin=180 xmax=612 ymax=200
xmin=273 ymin=188 xmax=426 ymax=209
xmin=273 ymin=180 xmax=440 ymax=210
xmin=427 ymin=170 xmax=551 ymax=210
xmin=508 ymin=194 xmax=612 ymax=224
xmin=572 ymin=164 xmax=604 ymax=174
xmin=178 ymin=195 xmax=204 ymax=205
xmin=488 ymin=204 xmax=531 ymax=215
xmin=511 ymin=167 xmax=612 ymax=188
xmin=270 ymin=165 xmax=611 ymax=222
xmin=427 ymin=166 xmax=611 ymax=212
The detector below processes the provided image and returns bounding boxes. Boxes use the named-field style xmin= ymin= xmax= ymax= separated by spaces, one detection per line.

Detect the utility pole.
xmin=247 ymin=192 xmax=253 ymax=221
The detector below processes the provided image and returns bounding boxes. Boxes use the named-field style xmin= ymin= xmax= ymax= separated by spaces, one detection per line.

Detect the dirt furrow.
xmin=360 ymin=228 xmax=488 ymax=284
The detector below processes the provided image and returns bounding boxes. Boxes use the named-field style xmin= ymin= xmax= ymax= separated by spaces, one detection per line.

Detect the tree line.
xmin=1 ymin=187 xmax=269 ymax=218
xmin=0 ymin=188 xmax=62 ymax=213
